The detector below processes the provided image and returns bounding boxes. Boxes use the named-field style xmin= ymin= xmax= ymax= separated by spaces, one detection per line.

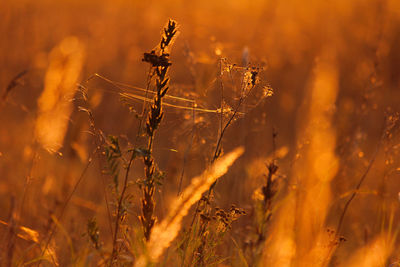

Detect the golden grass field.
xmin=1 ymin=0 xmax=400 ymax=266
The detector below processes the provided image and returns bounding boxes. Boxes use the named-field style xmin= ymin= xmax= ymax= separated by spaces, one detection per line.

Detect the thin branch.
xmin=335 ymin=124 xmax=386 ymax=237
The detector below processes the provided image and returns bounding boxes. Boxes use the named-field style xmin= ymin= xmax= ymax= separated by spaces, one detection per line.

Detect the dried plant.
xmin=138 ymin=19 xmax=178 ymax=241
xmin=3 ymin=5 xmax=400 ymax=267
xmin=185 ymin=62 xmax=269 ymax=265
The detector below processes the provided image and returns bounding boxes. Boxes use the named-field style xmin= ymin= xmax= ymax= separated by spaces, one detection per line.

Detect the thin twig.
xmin=323 ymin=118 xmax=388 ymax=266
xmin=111 ymin=149 xmax=136 ymax=262
xmin=189 ymin=67 xmax=258 ymax=229
xmin=335 ymin=124 xmax=386 ymax=237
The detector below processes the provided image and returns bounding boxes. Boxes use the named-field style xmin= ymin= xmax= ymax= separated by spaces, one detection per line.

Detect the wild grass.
xmin=138 ymin=19 xmax=178 ymax=243
xmin=1 ymin=1 xmax=400 ymax=267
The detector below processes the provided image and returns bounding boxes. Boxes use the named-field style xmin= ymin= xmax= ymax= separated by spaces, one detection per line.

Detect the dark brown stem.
xmin=335 ymin=139 xmax=381 ymax=237
xmin=111 ymin=150 xmax=136 ymax=262
xmin=140 ymin=19 xmax=177 ymax=241
xmin=190 ymin=71 xmax=257 ymax=229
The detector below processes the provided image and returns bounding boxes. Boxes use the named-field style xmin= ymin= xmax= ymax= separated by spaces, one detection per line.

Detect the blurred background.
xmin=1 ymin=0 xmax=400 ymax=265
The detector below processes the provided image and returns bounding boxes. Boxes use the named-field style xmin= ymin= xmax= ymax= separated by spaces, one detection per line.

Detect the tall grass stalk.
xmin=139 ymin=19 xmax=178 ymax=241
